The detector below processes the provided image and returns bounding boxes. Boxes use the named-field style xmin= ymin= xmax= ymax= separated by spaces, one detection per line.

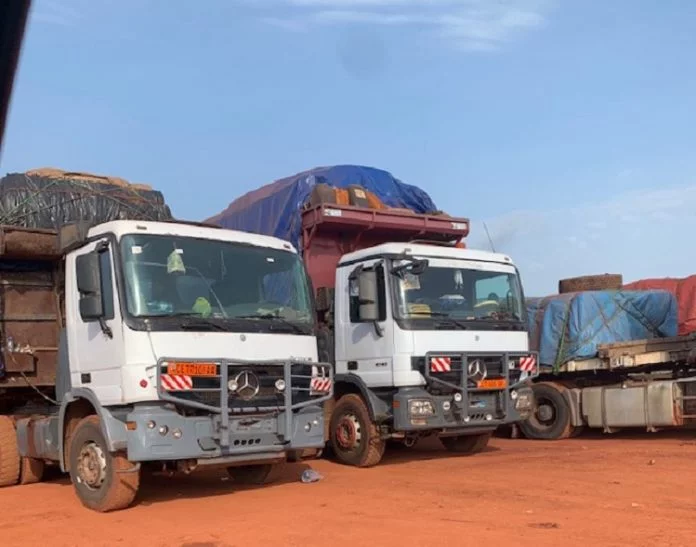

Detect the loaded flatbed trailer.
xmin=519 ymin=333 xmax=696 ymax=439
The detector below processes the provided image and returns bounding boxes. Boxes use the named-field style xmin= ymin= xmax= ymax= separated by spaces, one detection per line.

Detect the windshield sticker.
xmin=131 ymin=245 xmax=142 ymax=255
xmin=266 ymin=257 xmax=275 ymax=263
xmin=402 ymin=272 xmax=421 ymax=291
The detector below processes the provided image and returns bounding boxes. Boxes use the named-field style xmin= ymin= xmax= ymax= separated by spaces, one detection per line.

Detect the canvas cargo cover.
xmin=0 ymin=168 xmax=172 ymax=230
xmin=624 ymin=276 xmax=696 ymax=336
xmin=205 ymin=165 xmax=438 ymax=251
xmin=526 ymin=290 xmax=677 ymax=369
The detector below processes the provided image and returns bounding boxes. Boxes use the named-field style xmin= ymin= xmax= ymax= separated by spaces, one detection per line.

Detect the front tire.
xmin=440 ymin=433 xmax=491 ymax=454
xmin=518 ymin=382 xmax=575 ymax=440
xmin=0 ymin=416 xmax=20 ymax=487
xmin=68 ymin=415 xmax=140 ymax=512
xmin=329 ymin=394 xmax=385 ymax=468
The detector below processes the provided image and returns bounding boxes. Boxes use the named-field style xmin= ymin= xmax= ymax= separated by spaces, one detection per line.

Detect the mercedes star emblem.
xmin=232 ymin=370 xmax=260 ymax=401
xmin=467 ymin=359 xmax=488 ymax=382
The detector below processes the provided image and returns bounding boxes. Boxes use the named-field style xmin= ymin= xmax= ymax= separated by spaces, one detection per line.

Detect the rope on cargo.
xmin=19 ymin=371 xmax=59 ymax=405
xmin=6 ymin=349 xmax=59 ymax=405
xmin=552 ymin=291 xmax=671 ymax=370
xmin=0 ymin=174 xmax=166 ymax=226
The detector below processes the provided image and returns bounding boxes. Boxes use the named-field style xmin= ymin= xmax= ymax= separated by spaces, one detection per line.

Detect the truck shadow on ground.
xmin=40 ymin=462 xmax=313 ymax=506
xmin=135 ymin=462 xmax=313 ymax=506
xmin=363 ymin=435 xmax=501 ymax=467
xmin=564 ymin=427 xmax=696 ymax=443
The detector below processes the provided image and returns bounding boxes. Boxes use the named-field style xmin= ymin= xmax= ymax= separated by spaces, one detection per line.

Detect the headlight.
xmin=409 ymin=399 xmax=435 ymax=417
xmin=275 ymin=379 xmax=286 ymax=391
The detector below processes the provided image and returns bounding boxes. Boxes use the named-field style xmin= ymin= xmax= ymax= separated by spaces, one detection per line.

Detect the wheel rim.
xmin=77 ymin=441 xmax=107 ymax=490
xmin=531 ymin=397 xmax=556 ymax=431
xmin=335 ymin=413 xmax=361 ymax=451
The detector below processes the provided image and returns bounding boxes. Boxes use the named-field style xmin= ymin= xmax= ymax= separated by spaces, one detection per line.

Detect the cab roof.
xmin=88 ymin=220 xmax=298 ymax=254
xmin=339 ymin=242 xmax=515 ymax=266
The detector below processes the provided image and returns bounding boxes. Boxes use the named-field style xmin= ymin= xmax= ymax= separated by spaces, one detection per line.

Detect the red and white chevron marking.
xmin=161 ymin=374 xmax=193 ymax=391
xmin=430 ymin=357 xmax=452 ymax=373
xmin=518 ymin=355 xmax=537 ymax=372
xmin=310 ymin=376 xmax=332 ymax=394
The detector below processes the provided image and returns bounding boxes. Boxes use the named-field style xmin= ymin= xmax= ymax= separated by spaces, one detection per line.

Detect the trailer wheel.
xmin=19 ymin=457 xmax=45 ymax=485
xmin=227 ymin=464 xmax=274 ymax=485
xmin=0 ymin=416 xmax=20 ymax=487
xmin=68 ymin=416 xmax=140 ymax=512
xmin=519 ymin=383 xmax=574 ymax=440
xmin=329 ymin=394 xmax=385 ymax=468
xmin=440 ymin=433 xmax=491 ymax=454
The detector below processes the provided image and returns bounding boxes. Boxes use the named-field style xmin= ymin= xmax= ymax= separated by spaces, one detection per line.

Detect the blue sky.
xmin=2 ymin=0 xmax=696 ymax=295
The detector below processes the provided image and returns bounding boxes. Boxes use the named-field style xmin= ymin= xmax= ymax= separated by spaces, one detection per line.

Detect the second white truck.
xmin=211 ymin=179 xmax=539 ymax=467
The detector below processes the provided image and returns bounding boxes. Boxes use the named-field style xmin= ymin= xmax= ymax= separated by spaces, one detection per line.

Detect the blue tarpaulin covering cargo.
xmin=526 ymin=290 xmax=678 ymax=369
xmin=205 ymin=165 xmax=437 ymax=251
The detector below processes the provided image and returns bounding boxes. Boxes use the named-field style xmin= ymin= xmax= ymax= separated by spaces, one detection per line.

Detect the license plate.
xmin=477 ymin=378 xmax=507 ymax=390
xmin=167 ymin=362 xmax=217 ymax=377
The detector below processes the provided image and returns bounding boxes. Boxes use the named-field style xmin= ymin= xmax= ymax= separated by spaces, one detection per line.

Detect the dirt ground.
xmin=1 ymin=432 xmax=696 ymax=547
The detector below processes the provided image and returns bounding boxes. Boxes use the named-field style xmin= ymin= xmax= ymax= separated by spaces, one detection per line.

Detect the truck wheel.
xmin=440 ymin=433 xmax=491 ymax=454
xmin=19 ymin=457 xmax=45 ymax=485
xmin=329 ymin=394 xmax=385 ymax=468
xmin=68 ymin=415 xmax=140 ymax=512
xmin=0 ymin=416 xmax=20 ymax=487
xmin=519 ymin=383 xmax=574 ymax=440
xmin=227 ymin=464 xmax=273 ymax=485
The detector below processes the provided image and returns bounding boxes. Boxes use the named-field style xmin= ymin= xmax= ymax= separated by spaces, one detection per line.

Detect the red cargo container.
xmin=624 ymin=275 xmax=696 ymax=335
xmin=300 ymin=203 xmax=470 ymax=293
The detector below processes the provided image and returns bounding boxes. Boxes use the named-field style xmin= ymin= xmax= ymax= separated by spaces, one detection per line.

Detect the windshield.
xmin=119 ymin=234 xmax=313 ymax=327
xmin=392 ymin=259 xmax=523 ymax=324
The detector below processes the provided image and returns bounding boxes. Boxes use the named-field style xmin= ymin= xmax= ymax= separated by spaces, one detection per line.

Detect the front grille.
xmin=159 ymin=360 xmax=330 ymax=413
xmin=412 ymin=352 xmax=530 ymax=394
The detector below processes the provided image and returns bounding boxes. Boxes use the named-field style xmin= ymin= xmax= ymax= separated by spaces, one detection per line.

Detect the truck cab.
xmin=302 ymin=203 xmax=537 ymax=466
xmin=0 ymin=220 xmax=332 ymax=511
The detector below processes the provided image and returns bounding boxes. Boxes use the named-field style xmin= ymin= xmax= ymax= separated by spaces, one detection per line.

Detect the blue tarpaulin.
xmin=526 ymin=290 xmax=678 ymax=369
xmin=205 ymin=165 xmax=437 ymax=251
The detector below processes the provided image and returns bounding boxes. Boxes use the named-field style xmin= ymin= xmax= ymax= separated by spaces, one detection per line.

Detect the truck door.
xmin=335 ymin=259 xmax=394 ymax=387
xmin=66 ymin=239 xmax=126 ymax=405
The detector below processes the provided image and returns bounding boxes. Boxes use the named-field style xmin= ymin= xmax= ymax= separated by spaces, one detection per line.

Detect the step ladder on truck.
xmin=0 ymin=220 xmax=333 ymax=511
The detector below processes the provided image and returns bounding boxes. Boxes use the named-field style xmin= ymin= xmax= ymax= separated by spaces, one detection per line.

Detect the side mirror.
xmin=76 ymin=252 xmax=104 ymax=321
xmin=409 ymin=259 xmax=429 ymax=276
xmin=357 ymin=269 xmax=379 ymax=322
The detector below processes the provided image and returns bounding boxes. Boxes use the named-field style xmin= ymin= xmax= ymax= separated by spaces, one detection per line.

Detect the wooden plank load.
xmin=558 ymin=273 xmax=623 ymax=294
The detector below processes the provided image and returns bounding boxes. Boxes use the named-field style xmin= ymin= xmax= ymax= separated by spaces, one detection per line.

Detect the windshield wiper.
xmin=234 ymin=314 xmax=308 ymax=334
xmin=434 ymin=317 xmax=469 ymax=330
xmin=477 ymin=312 xmax=523 ymax=322
xmin=406 ymin=311 xmax=469 ymax=330
xmin=407 ymin=311 xmax=449 ymax=317
xmin=139 ymin=312 xmax=230 ymax=332
xmin=178 ymin=318 xmax=229 ymax=332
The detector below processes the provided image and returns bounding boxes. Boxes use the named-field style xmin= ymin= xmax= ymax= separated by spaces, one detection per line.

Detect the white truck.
xmin=0 ymin=220 xmax=333 ymax=511
xmin=300 ymin=200 xmax=538 ymax=467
